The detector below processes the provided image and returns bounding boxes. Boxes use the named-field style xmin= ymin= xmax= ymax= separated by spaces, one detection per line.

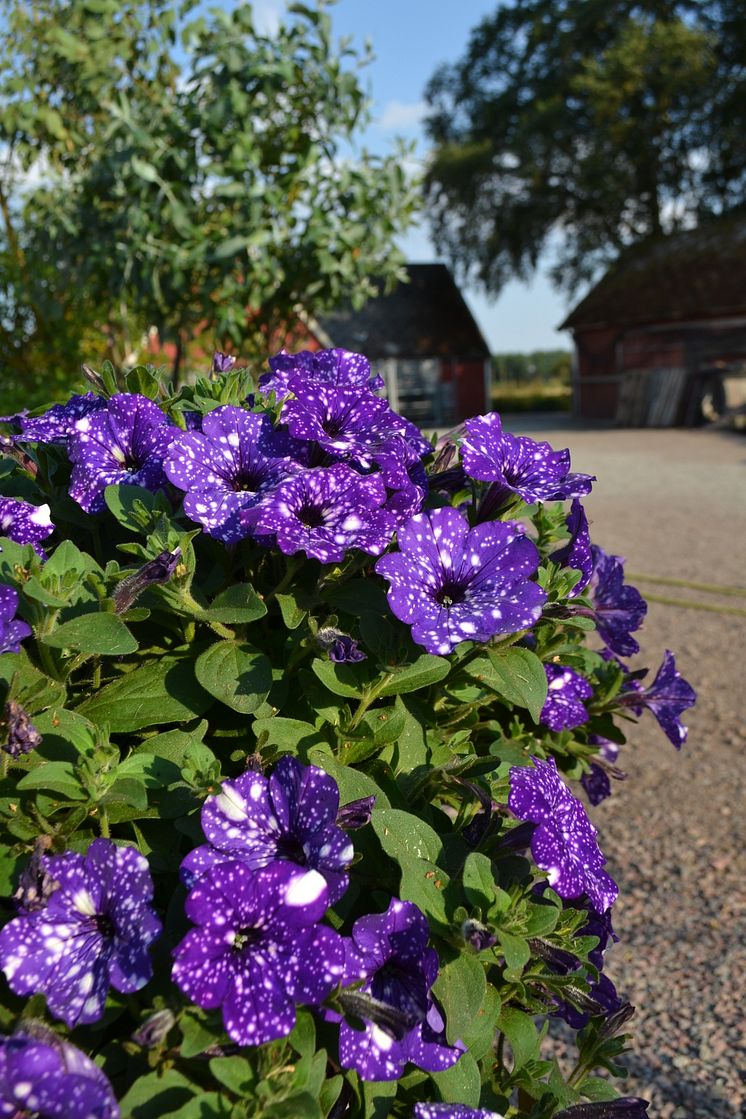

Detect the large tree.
xmin=0 ymin=0 xmax=419 ymax=402
xmin=423 ymin=1 xmax=746 ymax=297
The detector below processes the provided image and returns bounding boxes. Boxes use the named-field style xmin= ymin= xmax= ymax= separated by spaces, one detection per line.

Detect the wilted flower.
xmin=2 ymin=699 xmax=41 ymax=758
xmin=587 ymin=546 xmax=647 ymax=657
xmin=212 ymin=351 xmax=236 ymax=373
xmin=131 ymin=1008 xmax=176 ymax=1049
xmin=316 ymin=627 xmax=367 ymax=664
xmin=113 ymin=548 xmax=181 ymax=613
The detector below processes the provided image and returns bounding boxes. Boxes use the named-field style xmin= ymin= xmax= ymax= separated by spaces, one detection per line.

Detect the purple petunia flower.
xmin=281 ymin=378 xmax=408 ymax=468
xmin=0 ymin=1025 xmax=119 ymax=1119
xmin=0 ymin=839 xmax=161 ymax=1027
xmin=414 ymin=1107 xmax=505 ymax=1119
xmin=2 ymin=700 xmax=41 ymax=758
xmin=372 ymin=435 xmax=429 ymax=522
xmin=16 ymin=393 xmax=108 ymax=446
xmin=164 ymin=406 xmax=303 ymax=543
xmin=338 ymin=898 xmax=464 ymax=1081
xmin=180 ymin=756 xmax=353 ymax=904
xmin=460 ymin=413 xmax=594 ymax=509
xmin=581 ymin=764 xmax=612 ymax=806
xmin=212 ymin=351 xmax=236 ymax=373
xmin=540 ymin=664 xmax=593 ymax=731
xmin=68 ymin=394 xmax=177 ymax=514
xmin=414 ymin=1107 xmax=504 ymax=1119
xmin=551 ymin=499 xmax=592 ymax=597
xmin=375 ymin=506 xmax=546 ymax=656
xmin=259 ymin=347 xmax=384 ymax=397
xmin=172 ymin=860 xmax=344 ymax=1046
xmin=620 ymin=650 xmax=696 ymax=748
xmin=587 ymin=546 xmax=647 ymax=657
xmin=552 ymin=900 xmax=622 ymax=1029
xmin=509 ymin=757 xmax=618 ymax=913
xmin=316 ymin=627 xmax=367 ymax=664
xmin=252 ymin=464 xmax=396 ymax=564
xmin=0 ymin=497 xmax=54 ymax=557
xmin=0 ymin=585 xmax=31 ymax=655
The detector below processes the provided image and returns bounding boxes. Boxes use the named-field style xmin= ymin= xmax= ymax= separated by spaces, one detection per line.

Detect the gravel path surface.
xmin=512 ymin=419 xmax=746 ymax=1118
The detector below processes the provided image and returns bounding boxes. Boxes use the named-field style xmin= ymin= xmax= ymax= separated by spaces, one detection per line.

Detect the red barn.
xmin=562 ymin=217 xmax=746 ymax=424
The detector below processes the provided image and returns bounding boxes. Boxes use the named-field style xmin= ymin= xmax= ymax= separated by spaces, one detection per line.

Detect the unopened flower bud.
xmin=336 ymin=795 xmax=376 ymax=830
xmin=212 ymin=351 xmax=237 ymax=374
xmin=316 ymin=627 xmax=366 ymax=664
xmin=132 ymin=1008 xmax=176 ymax=1048
xmin=14 ymin=841 xmax=58 ymax=913
xmin=461 ymin=918 xmax=497 ymax=952
xmin=113 ymin=548 xmax=181 ymax=613
xmin=555 ymin=1100 xmax=649 ymax=1118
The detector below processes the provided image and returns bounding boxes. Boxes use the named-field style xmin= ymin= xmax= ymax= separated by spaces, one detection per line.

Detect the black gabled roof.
xmin=561 ymin=214 xmax=746 ymax=332
xmin=317 ymin=263 xmax=491 ymax=360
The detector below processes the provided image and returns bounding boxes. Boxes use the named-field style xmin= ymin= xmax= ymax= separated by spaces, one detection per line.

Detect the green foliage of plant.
xmin=423 ymin=1 xmax=746 ymax=296
xmin=0 ymin=0 xmax=420 ymax=408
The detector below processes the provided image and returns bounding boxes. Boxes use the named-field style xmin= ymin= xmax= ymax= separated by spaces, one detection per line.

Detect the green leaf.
xmin=372 ymin=808 xmax=442 ymax=863
xmin=497 ymin=929 xmax=531 ymax=975
xmin=101 ymin=777 xmax=148 ymax=811
xmin=580 ymin=1076 xmax=620 ymax=1102
xmin=430 ymin=1051 xmax=481 ymax=1106
xmin=202 ymin=583 xmax=267 ymax=624
xmin=461 ymin=983 xmax=501 ymax=1060
xmin=322 ymin=578 xmax=389 ymax=616
xmin=309 ymin=754 xmax=390 ymax=810
xmin=398 ymin=855 xmax=450 ymax=927
xmin=42 ymin=611 xmax=138 ymax=655
xmin=194 ymin=641 xmax=272 ymax=714
xmin=276 ymin=588 xmax=313 ymax=629
xmin=497 ymin=1005 xmax=541 ymax=1069
xmin=376 ymin=653 xmax=450 ymax=696
xmin=432 ymin=953 xmax=487 ymax=1045
xmin=104 ymin=485 xmax=168 ymax=533
xmin=79 ymin=657 xmax=213 ymax=730
xmin=180 ymin=1009 xmax=220 ymax=1059
xmin=252 ymin=716 xmax=324 ymax=752
xmin=466 ymin=647 xmax=548 ymax=721
xmin=16 ymin=761 xmax=86 ymax=800
xmin=208 ymin=1056 xmax=255 ymax=1095
xmin=462 ymin=851 xmax=496 ymax=910
xmin=117 ymin=1069 xmax=197 ymax=1118
xmin=311 ymin=659 xmax=366 ymax=698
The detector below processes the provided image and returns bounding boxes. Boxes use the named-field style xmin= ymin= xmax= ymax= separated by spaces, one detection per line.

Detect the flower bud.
xmin=555 ymin=1100 xmax=649 ymax=1118
xmin=132 ymin=1008 xmax=176 ymax=1048
xmin=316 ymin=627 xmax=366 ymax=664
xmin=461 ymin=918 xmax=497 ymax=952
xmin=2 ymin=700 xmax=42 ymax=758
xmin=113 ymin=548 xmax=182 ymax=613
xmin=336 ymin=795 xmax=376 ymax=830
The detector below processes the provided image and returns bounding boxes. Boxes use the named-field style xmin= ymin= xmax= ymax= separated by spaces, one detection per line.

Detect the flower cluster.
xmin=0 ymin=345 xmax=690 ymax=1117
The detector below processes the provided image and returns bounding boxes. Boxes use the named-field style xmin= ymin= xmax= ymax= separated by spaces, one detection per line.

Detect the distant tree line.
xmin=492 ymin=350 xmax=572 ymax=383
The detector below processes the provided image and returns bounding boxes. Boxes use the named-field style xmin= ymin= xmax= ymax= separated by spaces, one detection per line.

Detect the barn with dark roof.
xmin=312 ymin=263 xmax=492 ymax=427
xmin=561 ymin=216 xmax=746 ymax=424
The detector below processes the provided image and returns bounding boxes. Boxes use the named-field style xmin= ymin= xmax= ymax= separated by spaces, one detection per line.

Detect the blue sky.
xmin=253 ymin=0 xmax=573 ymax=354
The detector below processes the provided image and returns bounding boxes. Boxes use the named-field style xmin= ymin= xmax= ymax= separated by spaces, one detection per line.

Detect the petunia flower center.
xmin=274 ymin=834 xmax=308 ymax=865
xmin=434 ymin=579 xmax=467 ymax=607
xmin=233 ymin=925 xmax=263 ymax=951
xmin=94 ymin=912 xmax=115 ymax=938
xmin=297 ymin=503 xmax=325 ymax=528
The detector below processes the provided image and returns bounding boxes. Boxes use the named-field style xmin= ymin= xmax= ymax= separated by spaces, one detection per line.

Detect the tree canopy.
xmin=0 ymin=0 xmax=419 ymax=404
xmin=423 ymin=0 xmax=746 ymax=298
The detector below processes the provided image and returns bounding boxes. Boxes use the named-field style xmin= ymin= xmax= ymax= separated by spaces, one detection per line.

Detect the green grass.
xmin=490 ymin=380 xmax=572 ymax=413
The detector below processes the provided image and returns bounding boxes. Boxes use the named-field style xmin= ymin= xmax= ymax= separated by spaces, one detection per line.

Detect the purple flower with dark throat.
xmin=620 ymin=650 xmax=696 ymax=748
xmin=260 ymin=347 xmax=384 ymax=397
xmin=540 ymin=664 xmax=593 ymax=731
xmin=461 ymin=413 xmax=594 ymax=508
xmin=0 ymin=497 xmax=54 ymax=556
xmin=375 ymin=506 xmax=546 ymax=655
xmin=551 ymin=499 xmax=592 ymax=596
xmin=172 ymin=861 xmax=344 ymax=1046
xmin=0 ymin=839 xmax=161 ymax=1027
xmin=509 ymin=757 xmax=618 ymax=913
xmin=338 ymin=898 xmax=464 ymax=1081
xmin=180 ymin=756 xmax=353 ymax=904
xmin=16 ymin=393 xmax=107 ymax=446
xmin=0 ymin=585 xmax=31 ymax=655
xmin=164 ymin=406 xmax=302 ymax=543
xmin=0 ymin=1025 xmax=119 ymax=1119
xmin=252 ymin=464 xmax=396 ymax=563
xmin=281 ymin=379 xmax=408 ymax=468
xmin=587 ymin=546 xmax=647 ymax=657
xmin=68 ymin=394 xmax=176 ymax=513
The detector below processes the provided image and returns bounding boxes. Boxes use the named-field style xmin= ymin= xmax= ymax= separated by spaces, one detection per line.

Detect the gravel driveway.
xmin=510 ymin=418 xmax=746 ymax=1118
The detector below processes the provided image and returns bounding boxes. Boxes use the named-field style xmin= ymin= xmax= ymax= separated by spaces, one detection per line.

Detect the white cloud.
xmin=376 ymin=99 xmax=427 ymax=132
